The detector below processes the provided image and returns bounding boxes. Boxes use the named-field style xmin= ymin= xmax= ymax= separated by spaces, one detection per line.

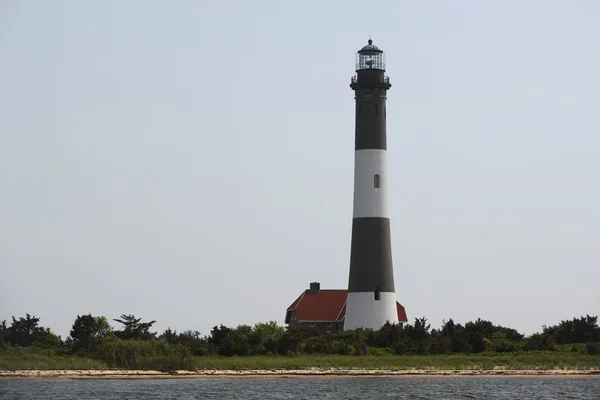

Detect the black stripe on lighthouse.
xmin=348 ymin=218 xmax=395 ymax=293
xmin=354 ymin=89 xmax=388 ymax=151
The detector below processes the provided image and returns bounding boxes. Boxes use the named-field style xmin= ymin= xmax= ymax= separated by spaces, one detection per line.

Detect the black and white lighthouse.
xmin=344 ymin=39 xmax=399 ymax=330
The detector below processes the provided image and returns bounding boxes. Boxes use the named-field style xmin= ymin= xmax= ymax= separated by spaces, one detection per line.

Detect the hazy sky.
xmin=1 ymin=0 xmax=599 ymax=339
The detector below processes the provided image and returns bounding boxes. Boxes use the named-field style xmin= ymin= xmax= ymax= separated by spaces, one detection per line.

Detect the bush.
xmin=368 ymin=347 xmax=393 ymax=356
xmin=585 ymin=342 xmax=600 ymax=355
xmin=523 ymin=333 xmax=555 ymax=351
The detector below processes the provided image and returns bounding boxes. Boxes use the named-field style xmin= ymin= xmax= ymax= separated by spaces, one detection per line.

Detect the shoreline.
xmin=2 ymin=369 xmax=600 ymax=380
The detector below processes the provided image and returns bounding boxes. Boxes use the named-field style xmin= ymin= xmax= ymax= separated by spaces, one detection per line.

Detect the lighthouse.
xmin=344 ymin=39 xmax=399 ymax=331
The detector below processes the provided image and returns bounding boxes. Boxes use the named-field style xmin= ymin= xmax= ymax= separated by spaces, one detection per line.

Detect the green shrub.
xmin=368 ymin=347 xmax=393 ymax=356
xmin=585 ymin=342 xmax=600 ymax=355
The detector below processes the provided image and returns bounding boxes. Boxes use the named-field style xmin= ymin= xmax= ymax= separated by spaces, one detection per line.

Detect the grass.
xmin=183 ymin=353 xmax=600 ymax=371
xmin=0 ymin=353 xmax=106 ymax=370
xmin=1 ymin=352 xmax=599 ymax=371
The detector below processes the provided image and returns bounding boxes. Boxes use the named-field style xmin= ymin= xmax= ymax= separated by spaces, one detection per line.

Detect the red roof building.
xmin=285 ymin=282 xmax=408 ymax=331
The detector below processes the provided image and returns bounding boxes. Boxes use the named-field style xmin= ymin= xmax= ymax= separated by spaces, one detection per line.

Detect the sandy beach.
xmin=1 ymin=369 xmax=599 ymax=379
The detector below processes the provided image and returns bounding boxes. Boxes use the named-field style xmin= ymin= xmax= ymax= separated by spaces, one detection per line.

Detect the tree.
xmin=208 ymin=324 xmax=231 ymax=348
xmin=160 ymin=328 xmax=178 ymax=345
xmin=177 ymin=330 xmax=214 ymax=356
xmin=485 ymin=331 xmax=518 ymax=353
xmin=406 ymin=317 xmax=431 ymax=341
xmin=113 ymin=314 xmax=156 ymax=340
xmin=0 ymin=320 xmax=9 ymax=349
xmin=377 ymin=321 xmax=404 ymax=351
xmin=219 ymin=325 xmax=253 ymax=356
xmin=440 ymin=319 xmax=471 ymax=353
xmin=8 ymin=314 xmax=42 ymax=347
xmin=402 ymin=317 xmax=431 ymax=354
xmin=252 ymin=322 xmax=285 ymax=355
xmin=32 ymin=328 xmax=62 ymax=349
xmin=277 ymin=324 xmax=319 ymax=355
xmin=494 ymin=325 xmax=524 ymax=342
xmin=464 ymin=319 xmax=496 ymax=353
xmin=543 ymin=315 xmax=600 ymax=344
xmin=70 ymin=314 xmax=113 ymax=352
xmin=523 ymin=332 xmax=554 ymax=351
xmin=427 ymin=330 xmax=452 ymax=354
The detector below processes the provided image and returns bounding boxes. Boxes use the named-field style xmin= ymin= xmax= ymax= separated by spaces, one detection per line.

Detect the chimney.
xmin=309 ymin=282 xmax=320 ymax=293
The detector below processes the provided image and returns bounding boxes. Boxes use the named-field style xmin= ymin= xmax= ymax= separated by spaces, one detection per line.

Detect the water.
xmin=1 ymin=377 xmax=599 ymax=399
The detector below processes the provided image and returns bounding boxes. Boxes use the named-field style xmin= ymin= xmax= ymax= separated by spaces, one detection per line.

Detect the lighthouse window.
xmin=374 ymin=174 xmax=380 ymax=188
xmin=374 ymin=103 xmax=379 ymax=117
xmin=374 ymin=288 xmax=381 ymax=301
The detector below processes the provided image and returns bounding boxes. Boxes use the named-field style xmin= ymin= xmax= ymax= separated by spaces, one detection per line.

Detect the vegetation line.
xmin=1 ymin=313 xmax=599 ymax=371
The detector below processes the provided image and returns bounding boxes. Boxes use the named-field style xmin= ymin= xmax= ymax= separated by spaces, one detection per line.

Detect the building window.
xmin=309 ymin=322 xmax=315 ymax=327
xmin=374 ymin=288 xmax=381 ymax=301
xmin=374 ymin=103 xmax=379 ymax=117
xmin=374 ymin=174 xmax=380 ymax=188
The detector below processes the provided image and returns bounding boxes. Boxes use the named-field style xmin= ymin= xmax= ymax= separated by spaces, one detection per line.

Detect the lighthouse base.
xmin=343 ymin=292 xmax=399 ymax=331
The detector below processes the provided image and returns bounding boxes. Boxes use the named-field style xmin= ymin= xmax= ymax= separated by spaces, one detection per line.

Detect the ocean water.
xmin=1 ymin=377 xmax=599 ymax=399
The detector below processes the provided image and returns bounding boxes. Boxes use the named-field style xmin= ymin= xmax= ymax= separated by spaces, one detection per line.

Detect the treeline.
xmin=1 ymin=314 xmax=599 ymax=370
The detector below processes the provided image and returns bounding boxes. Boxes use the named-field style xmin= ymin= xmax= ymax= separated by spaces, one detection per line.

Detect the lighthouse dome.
xmin=358 ymin=39 xmax=383 ymax=54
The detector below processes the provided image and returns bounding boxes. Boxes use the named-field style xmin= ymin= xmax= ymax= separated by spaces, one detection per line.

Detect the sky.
xmin=1 ymin=0 xmax=599 ymax=339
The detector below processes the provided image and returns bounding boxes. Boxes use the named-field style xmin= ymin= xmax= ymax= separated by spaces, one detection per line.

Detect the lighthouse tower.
xmin=344 ymin=39 xmax=399 ymax=331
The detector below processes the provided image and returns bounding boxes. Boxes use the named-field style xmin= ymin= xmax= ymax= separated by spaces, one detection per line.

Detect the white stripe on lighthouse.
xmin=353 ymin=149 xmax=389 ymax=219
xmin=344 ymin=292 xmax=399 ymax=330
